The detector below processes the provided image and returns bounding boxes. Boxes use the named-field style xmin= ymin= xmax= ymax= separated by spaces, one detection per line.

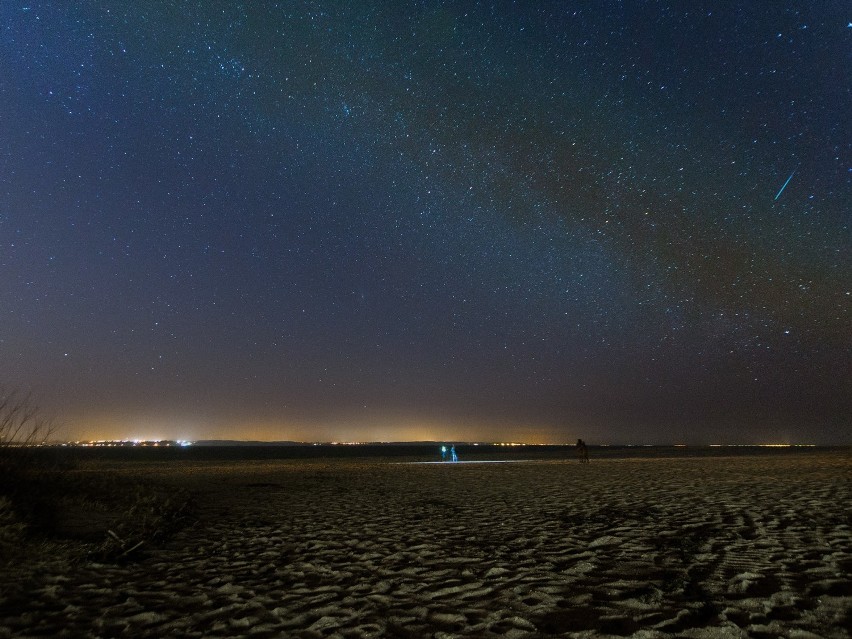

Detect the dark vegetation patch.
xmin=1 ymin=448 xmax=193 ymax=565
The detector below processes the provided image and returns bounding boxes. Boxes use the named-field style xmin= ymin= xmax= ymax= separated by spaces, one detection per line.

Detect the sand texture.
xmin=1 ymin=450 xmax=850 ymax=638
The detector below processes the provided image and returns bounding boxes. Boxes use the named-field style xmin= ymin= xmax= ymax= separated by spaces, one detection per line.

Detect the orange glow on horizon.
xmin=60 ymin=410 xmax=562 ymax=445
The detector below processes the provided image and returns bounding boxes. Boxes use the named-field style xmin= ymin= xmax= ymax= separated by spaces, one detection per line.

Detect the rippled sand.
xmin=2 ymin=450 xmax=850 ymax=638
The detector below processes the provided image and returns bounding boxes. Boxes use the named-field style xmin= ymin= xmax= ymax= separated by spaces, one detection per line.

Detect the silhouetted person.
xmin=576 ymin=439 xmax=589 ymax=463
xmin=450 ymin=445 xmax=458 ymax=462
xmin=440 ymin=445 xmax=448 ymax=461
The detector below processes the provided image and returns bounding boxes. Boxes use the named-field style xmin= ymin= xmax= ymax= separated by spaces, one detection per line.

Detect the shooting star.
xmin=774 ymin=170 xmax=795 ymax=201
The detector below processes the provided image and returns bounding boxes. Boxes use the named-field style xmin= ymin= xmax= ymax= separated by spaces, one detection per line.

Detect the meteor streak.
xmin=774 ymin=171 xmax=795 ymax=201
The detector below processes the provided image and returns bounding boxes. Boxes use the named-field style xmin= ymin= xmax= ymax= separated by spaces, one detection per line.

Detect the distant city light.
xmin=61 ymin=439 xmax=193 ymax=448
xmin=708 ymin=444 xmax=816 ymax=448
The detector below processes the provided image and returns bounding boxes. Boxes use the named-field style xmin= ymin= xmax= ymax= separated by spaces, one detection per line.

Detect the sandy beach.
xmin=1 ymin=449 xmax=850 ymax=638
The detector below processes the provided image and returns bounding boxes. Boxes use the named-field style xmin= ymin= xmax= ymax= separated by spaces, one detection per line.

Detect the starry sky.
xmin=1 ymin=2 xmax=849 ymax=444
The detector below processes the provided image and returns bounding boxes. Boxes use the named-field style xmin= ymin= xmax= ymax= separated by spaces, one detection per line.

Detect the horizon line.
xmin=46 ymin=439 xmax=836 ymax=448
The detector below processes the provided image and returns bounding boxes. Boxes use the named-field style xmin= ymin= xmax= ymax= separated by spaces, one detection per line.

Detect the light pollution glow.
xmin=62 ymin=411 xmax=558 ymax=445
xmin=56 ymin=413 xmax=819 ymax=448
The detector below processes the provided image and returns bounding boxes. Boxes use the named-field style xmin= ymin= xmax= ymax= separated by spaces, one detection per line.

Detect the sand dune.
xmin=1 ymin=451 xmax=849 ymax=637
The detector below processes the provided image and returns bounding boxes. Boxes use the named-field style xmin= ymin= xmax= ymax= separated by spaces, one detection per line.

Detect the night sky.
xmin=2 ymin=2 xmax=849 ymax=444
